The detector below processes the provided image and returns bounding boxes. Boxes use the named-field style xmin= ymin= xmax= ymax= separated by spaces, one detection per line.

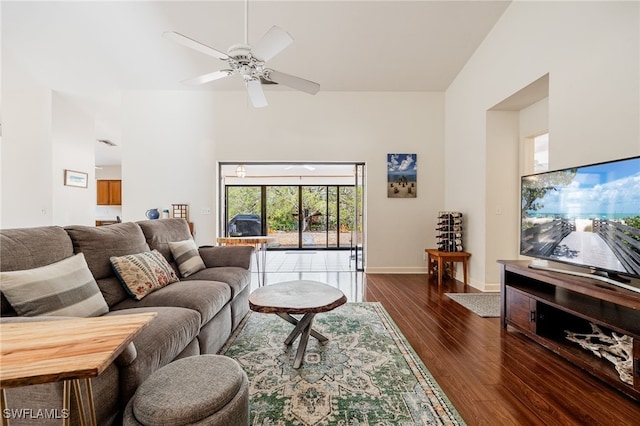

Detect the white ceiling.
xmin=2 ymin=0 xmax=511 ymax=165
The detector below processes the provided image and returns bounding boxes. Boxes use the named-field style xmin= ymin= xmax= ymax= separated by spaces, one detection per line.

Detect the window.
xmin=533 ymin=133 xmax=549 ymax=173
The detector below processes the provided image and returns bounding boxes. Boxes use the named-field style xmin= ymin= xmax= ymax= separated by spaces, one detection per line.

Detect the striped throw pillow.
xmin=110 ymin=250 xmax=179 ymax=300
xmin=0 ymin=253 xmax=109 ymax=317
xmin=168 ymin=239 xmax=205 ymax=278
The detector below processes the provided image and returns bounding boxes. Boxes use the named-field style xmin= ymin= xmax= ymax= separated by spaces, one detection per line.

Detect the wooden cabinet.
xmin=499 ymin=260 xmax=640 ymax=400
xmin=505 ymin=287 xmax=536 ymax=333
xmin=97 ymin=180 xmax=121 ymax=205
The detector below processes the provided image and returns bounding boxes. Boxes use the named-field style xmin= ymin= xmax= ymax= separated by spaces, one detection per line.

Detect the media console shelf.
xmin=498 ymin=260 xmax=640 ymax=401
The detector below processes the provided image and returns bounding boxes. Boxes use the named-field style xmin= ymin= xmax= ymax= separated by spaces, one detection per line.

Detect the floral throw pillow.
xmin=110 ymin=250 xmax=179 ymax=300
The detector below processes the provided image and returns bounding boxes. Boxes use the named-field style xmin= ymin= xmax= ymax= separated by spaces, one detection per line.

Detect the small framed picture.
xmin=64 ymin=169 xmax=88 ymax=188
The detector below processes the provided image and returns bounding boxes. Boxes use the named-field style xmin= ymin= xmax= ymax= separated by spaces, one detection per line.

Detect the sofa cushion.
xmin=0 ymin=226 xmax=74 ymax=272
xmin=168 ymin=239 xmax=205 ymax=278
xmin=110 ymin=280 xmax=231 ymax=326
xmin=199 ymin=245 xmax=253 ymax=270
xmin=65 ymin=223 xmax=150 ymax=280
xmin=111 ymin=250 xmax=179 ymax=300
xmin=1 ymin=226 xmax=76 ymax=316
xmin=0 ymin=253 xmax=109 ymax=317
xmin=137 ymin=218 xmax=192 ymax=265
xmin=96 ymin=276 xmax=131 ymax=309
xmin=104 ymin=307 xmax=201 ymax=405
xmin=184 ymin=267 xmax=250 ymax=298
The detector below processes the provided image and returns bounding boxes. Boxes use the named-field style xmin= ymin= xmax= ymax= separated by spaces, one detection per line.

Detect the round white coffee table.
xmin=248 ymin=280 xmax=347 ymax=368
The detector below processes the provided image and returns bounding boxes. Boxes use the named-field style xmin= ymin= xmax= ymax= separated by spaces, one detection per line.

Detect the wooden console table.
xmin=0 ymin=313 xmax=156 ymax=426
xmin=425 ymin=249 xmax=470 ymax=287
xmin=217 ymin=236 xmax=274 ymax=286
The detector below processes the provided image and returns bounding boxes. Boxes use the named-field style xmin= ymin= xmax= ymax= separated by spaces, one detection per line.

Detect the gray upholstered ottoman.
xmin=123 ymin=355 xmax=249 ymax=425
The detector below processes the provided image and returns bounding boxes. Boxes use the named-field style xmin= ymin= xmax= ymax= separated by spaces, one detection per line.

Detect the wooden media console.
xmin=499 ymin=260 xmax=640 ymax=400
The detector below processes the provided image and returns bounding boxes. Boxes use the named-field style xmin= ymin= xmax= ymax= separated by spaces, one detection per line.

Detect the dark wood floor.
xmin=364 ymin=273 xmax=640 ymax=425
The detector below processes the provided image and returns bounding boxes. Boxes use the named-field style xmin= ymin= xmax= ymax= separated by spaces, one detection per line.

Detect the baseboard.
xmin=482 ymin=282 xmax=501 ymax=292
xmin=364 ymin=268 xmax=501 ymax=293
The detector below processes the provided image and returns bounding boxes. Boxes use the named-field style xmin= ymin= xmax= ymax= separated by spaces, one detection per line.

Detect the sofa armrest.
xmin=199 ymin=245 xmax=254 ymax=270
xmin=0 ymin=316 xmax=138 ymax=367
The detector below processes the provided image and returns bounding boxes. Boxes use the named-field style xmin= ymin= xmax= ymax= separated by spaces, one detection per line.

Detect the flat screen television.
xmin=520 ymin=156 xmax=640 ymax=290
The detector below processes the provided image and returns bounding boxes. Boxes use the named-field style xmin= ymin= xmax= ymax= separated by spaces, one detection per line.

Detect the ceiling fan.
xmin=163 ymin=1 xmax=320 ymax=108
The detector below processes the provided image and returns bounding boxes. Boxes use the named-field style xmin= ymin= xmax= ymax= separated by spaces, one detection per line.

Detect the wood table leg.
xmin=283 ymin=313 xmax=313 ymax=345
xmin=277 ymin=313 xmax=327 ymax=342
xmin=1 ymin=389 xmax=8 ymax=426
xmin=438 ymin=257 xmax=444 ymax=287
xmin=294 ymin=314 xmax=315 ymax=369
xmin=62 ymin=381 xmax=71 ymax=426
xmin=463 ymin=259 xmax=468 ymax=285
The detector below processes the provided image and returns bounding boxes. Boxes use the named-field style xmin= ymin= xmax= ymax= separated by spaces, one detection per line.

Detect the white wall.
xmin=1 ymin=49 xmax=54 ymax=228
xmin=484 ymin=110 xmax=519 ymax=290
xmin=51 ymin=92 xmax=96 ymax=226
xmin=121 ymin=90 xmax=445 ymax=271
xmin=121 ymin=91 xmax=218 ymax=243
xmin=446 ymin=1 xmax=640 ymax=290
xmin=2 ymin=52 xmax=102 ymax=228
xmin=95 ymin=165 xmax=121 ymax=180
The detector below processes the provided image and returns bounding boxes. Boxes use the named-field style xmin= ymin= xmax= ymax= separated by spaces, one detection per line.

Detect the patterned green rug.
xmin=219 ymin=302 xmax=465 ymax=425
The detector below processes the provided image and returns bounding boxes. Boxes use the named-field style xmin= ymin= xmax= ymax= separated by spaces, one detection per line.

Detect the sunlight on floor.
xmin=249 ymin=250 xmax=364 ymax=302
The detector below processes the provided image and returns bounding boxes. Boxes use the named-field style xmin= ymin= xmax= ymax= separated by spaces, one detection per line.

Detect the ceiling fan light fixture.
xmin=163 ymin=2 xmax=319 ymax=109
xmin=236 ymin=165 xmax=247 ymax=178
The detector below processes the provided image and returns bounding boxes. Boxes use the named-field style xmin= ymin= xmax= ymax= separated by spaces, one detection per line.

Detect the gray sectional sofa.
xmin=0 ymin=218 xmax=253 ymax=425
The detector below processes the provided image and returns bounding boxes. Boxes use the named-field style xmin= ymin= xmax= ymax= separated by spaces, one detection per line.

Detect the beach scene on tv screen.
xmin=521 ymin=158 xmax=640 ymax=275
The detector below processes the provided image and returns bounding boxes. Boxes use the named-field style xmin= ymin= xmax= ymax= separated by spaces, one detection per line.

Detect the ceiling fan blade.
xmin=265 ymin=69 xmax=320 ymax=95
xmin=251 ymin=26 xmax=294 ymax=61
xmin=246 ymin=79 xmax=268 ymax=108
xmin=163 ymin=31 xmax=229 ymax=61
xmin=182 ymin=70 xmax=232 ymax=85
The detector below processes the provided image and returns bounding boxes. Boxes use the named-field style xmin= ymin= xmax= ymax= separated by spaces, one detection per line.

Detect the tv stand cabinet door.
xmin=506 ymin=287 xmax=536 ymax=333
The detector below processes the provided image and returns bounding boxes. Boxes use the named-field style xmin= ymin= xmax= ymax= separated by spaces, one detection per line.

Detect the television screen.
xmin=521 ymin=156 xmax=640 ymax=279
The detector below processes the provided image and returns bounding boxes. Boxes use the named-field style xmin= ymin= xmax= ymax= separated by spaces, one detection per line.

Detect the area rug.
xmin=445 ymin=293 xmax=501 ymax=318
xmin=219 ymin=302 xmax=465 ymax=425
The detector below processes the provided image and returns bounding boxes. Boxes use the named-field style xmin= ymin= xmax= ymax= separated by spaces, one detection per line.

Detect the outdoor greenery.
xmin=226 ymin=185 xmax=357 ymax=233
xmin=226 ymin=186 xmax=261 ymax=219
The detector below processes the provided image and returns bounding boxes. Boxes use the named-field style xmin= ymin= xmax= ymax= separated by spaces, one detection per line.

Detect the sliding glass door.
xmin=225 ymin=184 xmax=357 ymax=250
xmin=266 ymin=186 xmax=299 ymax=249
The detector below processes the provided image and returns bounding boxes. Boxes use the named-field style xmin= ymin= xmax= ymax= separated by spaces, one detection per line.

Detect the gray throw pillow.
xmin=168 ymin=239 xmax=206 ymax=278
xmin=0 ymin=253 xmax=109 ymax=317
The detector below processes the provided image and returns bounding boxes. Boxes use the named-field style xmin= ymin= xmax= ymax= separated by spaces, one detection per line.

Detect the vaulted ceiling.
xmin=3 ymin=1 xmax=510 ymax=92
xmin=2 ymin=1 xmax=511 ymax=165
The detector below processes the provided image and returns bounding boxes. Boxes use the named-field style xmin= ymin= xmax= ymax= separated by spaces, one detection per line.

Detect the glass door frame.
xmin=218 ymin=161 xmax=366 ymax=270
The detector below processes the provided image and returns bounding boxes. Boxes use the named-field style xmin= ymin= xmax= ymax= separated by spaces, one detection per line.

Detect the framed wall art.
xmin=64 ymin=169 xmax=88 ymax=188
xmin=387 ymin=154 xmax=417 ymax=198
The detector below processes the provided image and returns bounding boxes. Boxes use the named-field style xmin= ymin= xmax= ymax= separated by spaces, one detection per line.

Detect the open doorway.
xmin=219 ymin=163 xmax=365 ymax=271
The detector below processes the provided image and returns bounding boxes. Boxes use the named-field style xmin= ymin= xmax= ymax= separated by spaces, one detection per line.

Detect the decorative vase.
xmin=146 ymin=208 xmax=160 ymax=220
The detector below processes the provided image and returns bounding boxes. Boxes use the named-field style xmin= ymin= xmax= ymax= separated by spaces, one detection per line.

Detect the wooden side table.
xmin=217 ymin=236 xmax=274 ymax=286
xmin=425 ymin=249 xmax=471 ymax=287
xmin=0 ymin=313 xmax=156 ymax=426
